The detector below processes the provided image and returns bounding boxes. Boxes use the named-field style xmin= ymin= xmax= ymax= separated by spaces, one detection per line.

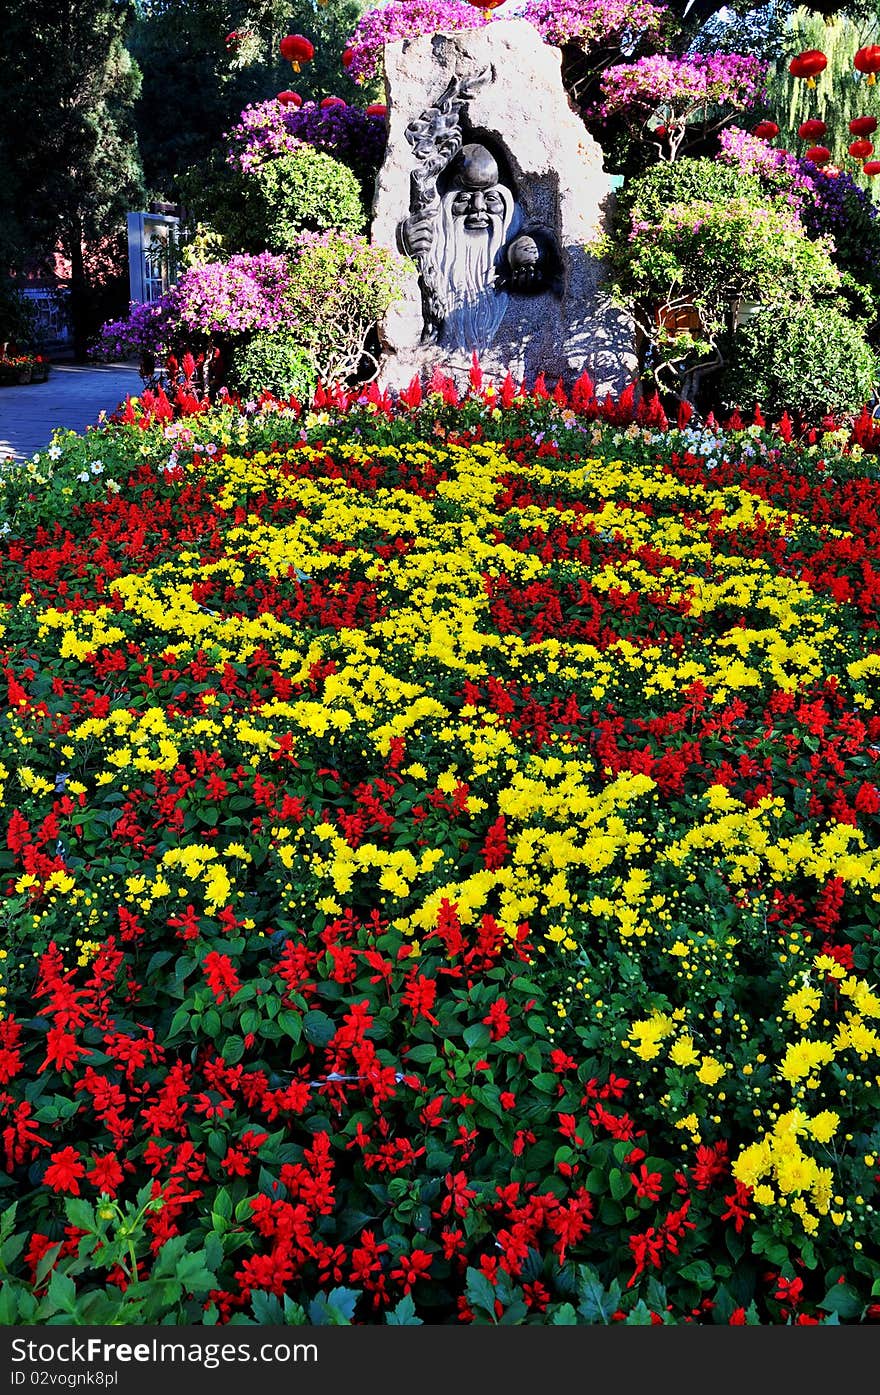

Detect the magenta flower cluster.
xmin=719 ymin=127 xmax=880 ymax=279
xmin=172 ymin=253 xmax=292 ymax=337
xmin=91 ymin=298 xmax=178 ymax=359
xmin=520 ymin=0 xmax=666 ymax=50
xmin=597 ymin=52 xmax=768 ymax=119
xmin=344 ymin=0 xmax=490 ymax=84
xmin=227 ymin=99 xmax=386 ymax=178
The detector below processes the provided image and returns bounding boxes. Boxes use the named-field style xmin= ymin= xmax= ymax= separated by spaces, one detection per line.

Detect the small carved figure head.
xmin=507 ymin=234 xmax=540 ymax=269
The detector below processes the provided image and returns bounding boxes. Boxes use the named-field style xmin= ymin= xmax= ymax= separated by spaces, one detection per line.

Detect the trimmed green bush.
xmin=250 ymin=147 xmax=366 ymax=250
xmin=720 ymin=299 xmax=877 ymax=418
xmin=285 ymin=232 xmax=410 ymax=382
xmin=614 ymin=157 xmax=766 ymax=230
xmin=232 ymin=330 xmax=316 ymax=401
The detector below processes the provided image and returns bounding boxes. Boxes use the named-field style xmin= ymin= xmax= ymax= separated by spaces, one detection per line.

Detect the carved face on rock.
xmin=449 ymin=145 xmax=508 ymax=232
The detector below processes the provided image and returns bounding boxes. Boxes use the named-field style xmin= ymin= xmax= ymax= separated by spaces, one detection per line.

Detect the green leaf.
xmin=465 ymin=1267 xmax=499 ymax=1320
xmin=821 ymin=1283 xmax=864 ymax=1321
xmin=47 ymin=1269 xmax=78 ymax=1314
xmin=386 ymin=1294 xmax=423 ymax=1325
xmin=277 ymin=1010 xmax=303 ymax=1043
xmin=303 ymin=1010 xmax=336 ymax=1047
xmin=577 ymin=1267 xmax=617 ymax=1324
xmin=462 ymin=1023 xmax=491 ymax=1050
xmin=609 ymin=1167 xmax=630 ymax=1201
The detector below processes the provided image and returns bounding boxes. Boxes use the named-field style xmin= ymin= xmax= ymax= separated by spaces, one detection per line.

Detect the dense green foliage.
xmin=719 ymin=298 xmax=879 ymax=417
xmin=0 ymin=0 xmax=145 ymax=354
xmin=232 ymin=329 xmax=317 ymax=399
xmin=253 ymin=148 xmax=367 ymax=246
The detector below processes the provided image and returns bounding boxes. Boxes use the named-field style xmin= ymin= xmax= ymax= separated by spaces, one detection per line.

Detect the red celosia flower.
xmin=201 ymin=951 xmax=241 ymax=1004
xmin=390 ymin=1249 xmax=433 ymax=1294
xmin=87 ymin=1152 xmax=124 ymax=1196
xmin=44 ymin=1147 xmax=87 ymax=1196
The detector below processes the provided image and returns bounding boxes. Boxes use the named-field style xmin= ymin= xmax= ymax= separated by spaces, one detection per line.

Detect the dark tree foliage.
xmin=0 ymin=0 xmax=145 ymax=355
xmin=130 ymin=0 xmax=366 ymax=202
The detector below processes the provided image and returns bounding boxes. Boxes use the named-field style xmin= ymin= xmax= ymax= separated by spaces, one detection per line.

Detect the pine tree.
xmin=0 ymin=0 xmax=145 ymax=355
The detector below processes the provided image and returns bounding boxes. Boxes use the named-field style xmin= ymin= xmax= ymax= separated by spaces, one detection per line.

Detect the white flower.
xmin=106 ymin=479 xmax=121 ymax=494
xmin=47 ymin=445 xmax=62 ymax=461
xmin=77 ymin=470 xmax=90 ymax=483
xmin=90 ymin=461 xmax=104 ymax=475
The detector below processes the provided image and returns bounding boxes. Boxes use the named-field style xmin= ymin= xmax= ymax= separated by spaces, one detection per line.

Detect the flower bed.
xmin=1 ymin=379 xmax=880 ymax=1325
xmin=0 ymin=354 xmax=49 ymax=386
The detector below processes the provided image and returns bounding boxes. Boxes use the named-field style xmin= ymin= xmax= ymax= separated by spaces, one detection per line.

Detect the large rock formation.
xmin=371 ymin=19 xmax=636 ymax=394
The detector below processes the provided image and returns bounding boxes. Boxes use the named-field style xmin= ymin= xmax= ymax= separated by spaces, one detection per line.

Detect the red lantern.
xmin=280 ymin=34 xmax=314 ymax=72
xmin=850 ymin=115 xmax=878 ymax=136
xmin=863 ymin=159 xmax=880 ymax=175
xmin=342 ymin=47 xmax=355 ymax=67
xmin=320 ymin=96 xmax=346 ymax=108
xmin=789 ymin=49 xmax=828 ymax=87
xmin=849 ymin=138 xmax=874 ymax=159
xmin=366 ymin=103 xmax=388 ymax=118
xmin=277 ymin=90 xmax=302 ymax=106
xmin=804 ymin=144 xmax=831 ymax=164
xmin=798 ymin=118 xmax=827 ymax=140
xmin=855 ymin=45 xmax=880 ymax=84
xmin=751 ymin=120 xmax=779 ymax=140
xmin=467 ymin=0 xmax=506 ymax=8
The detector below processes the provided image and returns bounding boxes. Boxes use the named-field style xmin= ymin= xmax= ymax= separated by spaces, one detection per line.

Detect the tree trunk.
xmin=68 ymin=217 xmax=89 ymax=361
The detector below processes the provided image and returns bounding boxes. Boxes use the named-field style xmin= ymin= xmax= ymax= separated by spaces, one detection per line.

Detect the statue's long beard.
xmin=424 ymin=191 xmax=519 ymax=353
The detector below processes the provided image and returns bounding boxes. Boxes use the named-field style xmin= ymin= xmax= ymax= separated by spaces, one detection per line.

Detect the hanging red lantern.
xmin=342 ymin=47 xmax=355 ymax=67
xmin=751 ymin=120 xmax=779 ymax=140
xmin=849 ymin=138 xmax=874 ymax=159
xmin=466 ymin=0 xmax=507 ymax=8
xmin=366 ymin=103 xmax=388 ymax=118
xmin=277 ymin=90 xmax=302 ymax=106
xmin=798 ymin=118 xmax=827 ymax=140
xmin=320 ymin=96 xmax=346 ymax=108
xmin=789 ymin=49 xmax=828 ymax=87
xmin=804 ymin=144 xmax=831 ymax=164
xmin=850 ymin=115 xmax=878 ymax=136
xmin=855 ymin=46 xmax=880 ymax=84
xmin=280 ymin=34 xmax=314 ymax=72
xmin=864 ymin=159 xmax=880 ymax=174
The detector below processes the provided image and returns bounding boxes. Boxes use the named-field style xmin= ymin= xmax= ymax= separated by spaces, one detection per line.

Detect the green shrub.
xmin=719 ymin=299 xmax=878 ymax=418
xmin=614 ymin=157 xmax=766 ymax=230
xmin=250 ymin=147 xmax=366 ymax=251
xmin=232 ymin=330 xmax=316 ymax=401
xmin=613 ymin=198 xmax=841 ymax=342
xmin=286 ymin=232 xmax=410 ymax=381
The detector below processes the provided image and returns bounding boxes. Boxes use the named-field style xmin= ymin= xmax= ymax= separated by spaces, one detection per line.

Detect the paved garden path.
xmin=0 ymin=362 xmax=141 ymax=463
